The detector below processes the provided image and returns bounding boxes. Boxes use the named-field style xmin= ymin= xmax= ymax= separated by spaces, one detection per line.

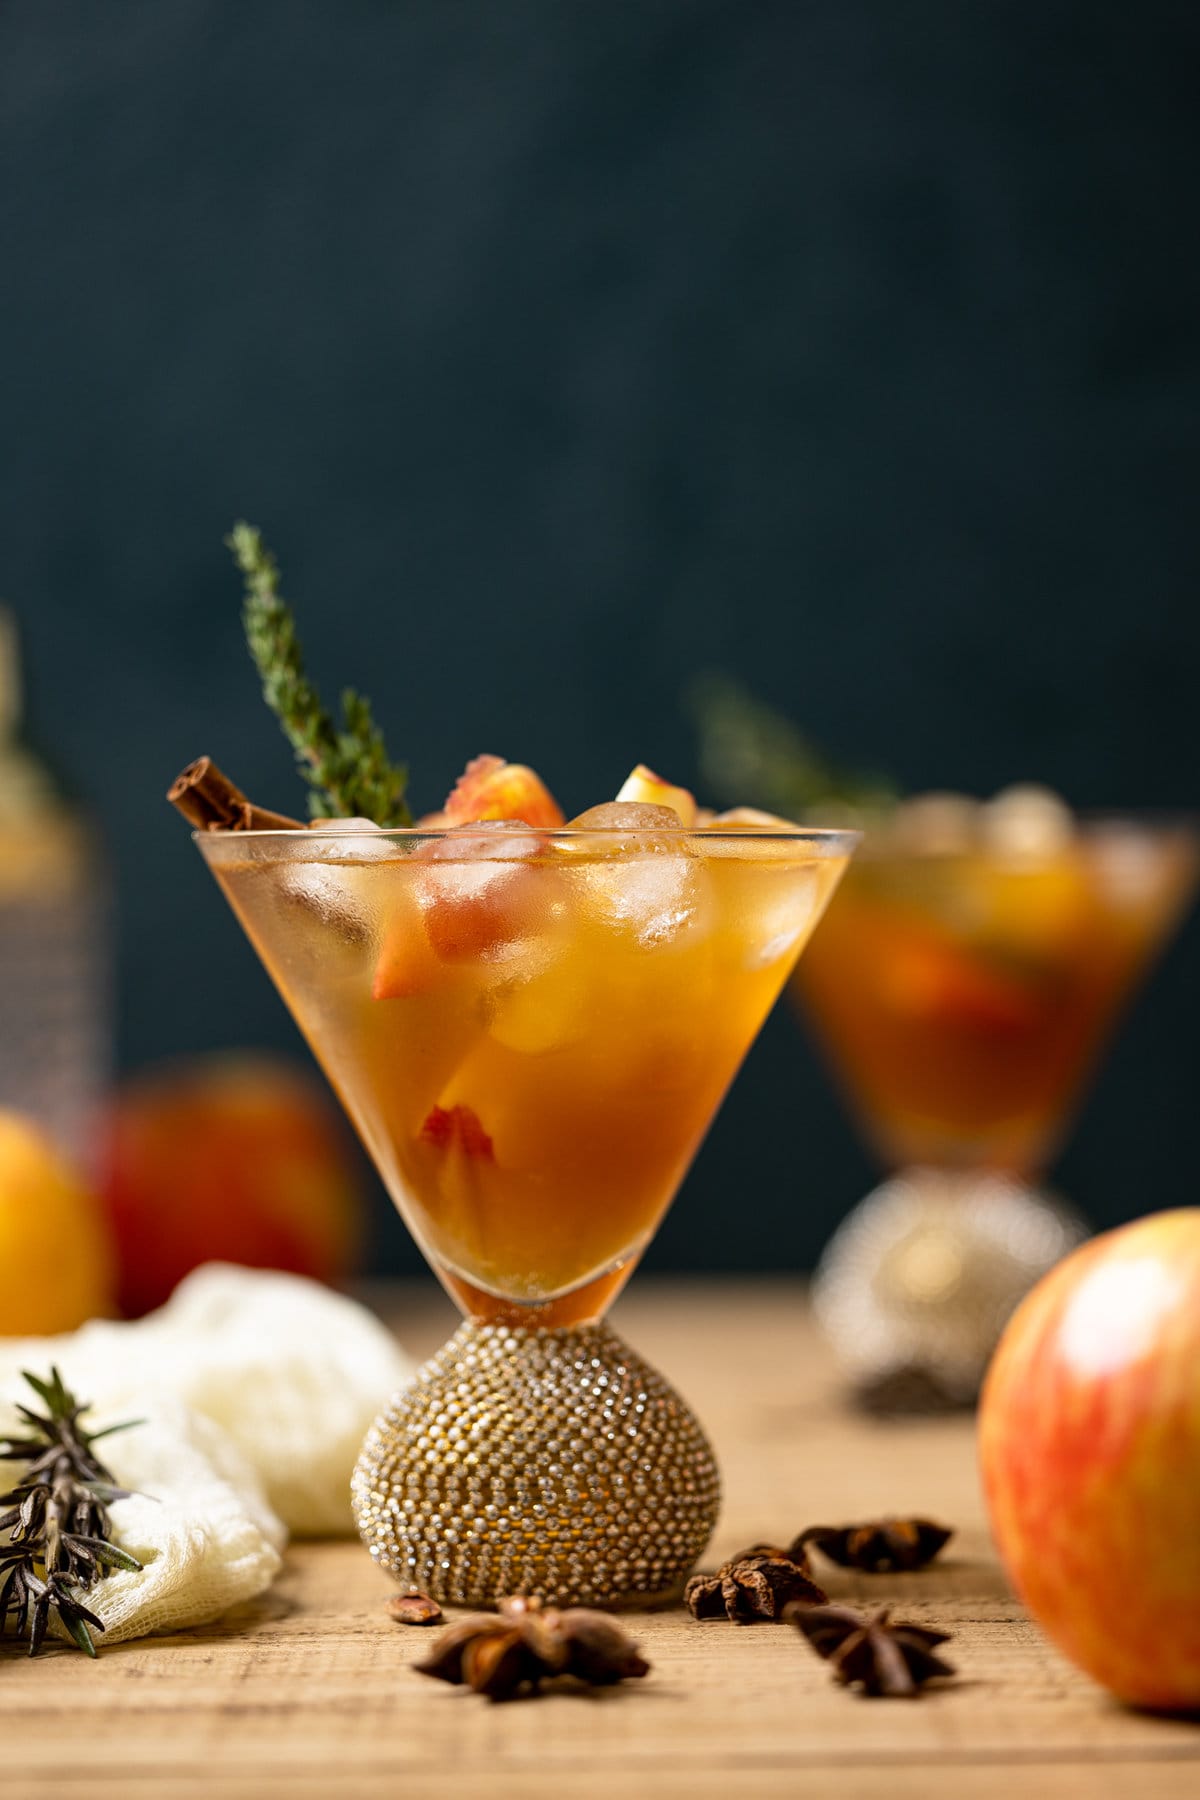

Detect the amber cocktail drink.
xmin=797 ymin=822 xmax=1197 ymax=1175
xmin=197 ymin=818 xmax=855 ymax=1602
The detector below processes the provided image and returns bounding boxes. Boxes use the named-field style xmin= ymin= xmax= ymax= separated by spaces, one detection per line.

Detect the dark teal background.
xmin=4 ymin=2 xmax=1198 ymax=1273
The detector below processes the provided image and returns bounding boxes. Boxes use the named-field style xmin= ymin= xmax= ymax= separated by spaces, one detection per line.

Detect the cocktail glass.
xmin=792 ymin=813 xmax=1198 ymax=1403
xmin=196 ymin=820 xmax=856 ymax=1604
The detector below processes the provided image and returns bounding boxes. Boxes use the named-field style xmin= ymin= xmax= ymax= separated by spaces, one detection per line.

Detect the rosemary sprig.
xmin=0 ymin=1368 xmax=142 ymax=1658
xmin=229 ymin=521 xmax=412 ymax=825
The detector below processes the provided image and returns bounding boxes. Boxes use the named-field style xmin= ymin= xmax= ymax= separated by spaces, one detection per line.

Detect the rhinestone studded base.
xmin=351 ymin=1319 xmax=721 ymax=1608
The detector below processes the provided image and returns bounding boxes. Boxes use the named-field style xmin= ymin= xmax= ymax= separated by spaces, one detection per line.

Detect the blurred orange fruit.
xmin=0 ymin=1111 xmax=116 ymax=1335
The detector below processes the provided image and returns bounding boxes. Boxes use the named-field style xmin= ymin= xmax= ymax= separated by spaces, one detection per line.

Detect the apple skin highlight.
xmin=979 ymin=1208 xmax=1200 ymax=1712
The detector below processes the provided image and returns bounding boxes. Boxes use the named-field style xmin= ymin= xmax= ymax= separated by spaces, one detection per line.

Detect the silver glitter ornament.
xmin=352 ymin=1319 xmax=720 ymax=1608
xmin=812 ymin=1170 xmax=1088 ymax=1408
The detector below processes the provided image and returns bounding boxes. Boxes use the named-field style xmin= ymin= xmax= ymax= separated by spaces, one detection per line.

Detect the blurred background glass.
xmin=797 ymin=797 xmax=1196 ymax=1402
xmin=0 ymin=611 xmax=110 ymax=1167
xmin=2 ymin=2 xmax=1197 ymax=1279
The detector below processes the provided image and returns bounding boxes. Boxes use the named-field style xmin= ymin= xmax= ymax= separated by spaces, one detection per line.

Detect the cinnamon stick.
xmin=167 ymin=756 xmax=304 ymax=832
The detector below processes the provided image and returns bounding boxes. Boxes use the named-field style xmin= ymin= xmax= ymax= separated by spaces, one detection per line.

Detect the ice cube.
xmin=613 ymin=766 xmax=698 ymax=825
xmin=417 ymin=823 xmax=549 ymax=962
xmin=701 ymin=844 xmax=828 ymax=970
xmin=279 ymin=863 xmax=376 ymax=942
xmin=744 ymin=867 xmax=823 ymax=968
xmin=420 ymin=823 xmax=544 ymax=913
xmin=613 ymin=855 xmax=697 ymax=945
xmin=983 ymin=786 xmax=1074 ymax=859
xmin=568 ymin=801 xmax=686 ymax=834
xmin=891 ymin=793 xmax=980 ymax=855
xmin=275 ymin=819 xmax=395 ymax=938
xmin=488 ymin=950 xmax=589 ymax=1054
xmin=1087 ymin=824 xmax=1175 ymax=908
xmin=573 ymin=842 xmax=700 ymax=947
xmin=305 ymin=818 xmax=395 ymax=862
xmin=566 ymin=805 xmax=701 ymax=946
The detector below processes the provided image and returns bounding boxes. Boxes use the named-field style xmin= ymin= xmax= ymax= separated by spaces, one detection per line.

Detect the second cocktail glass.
xmin=197 ymin=818 xmax=856 ymax=1604
xmin=793 ymin=810 xmax=1197 ymax=1402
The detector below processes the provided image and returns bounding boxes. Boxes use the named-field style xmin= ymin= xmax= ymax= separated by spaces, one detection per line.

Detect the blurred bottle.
xmin=0 ymin=609 xmax=110 ymax=1166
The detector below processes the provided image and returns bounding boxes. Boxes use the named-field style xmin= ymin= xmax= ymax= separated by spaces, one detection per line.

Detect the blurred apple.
xmin=97 ymin=1053 xmax=363 ymax=1316
xmin=0 ymin=1110 xmax=115 ymax=1334
xmin=979 ymin=1209 xmax=1200 ymax=1711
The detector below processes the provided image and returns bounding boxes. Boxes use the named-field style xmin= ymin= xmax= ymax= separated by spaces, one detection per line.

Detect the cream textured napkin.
xmin=0 ymin=1264 xmax=416 ymax=1642
xmin=49 ymin=1397 xmax=286 ymax=1646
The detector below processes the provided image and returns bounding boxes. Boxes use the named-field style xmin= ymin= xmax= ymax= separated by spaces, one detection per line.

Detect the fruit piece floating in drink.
xmin=167 ymin=527 xmax=858 ymax=1605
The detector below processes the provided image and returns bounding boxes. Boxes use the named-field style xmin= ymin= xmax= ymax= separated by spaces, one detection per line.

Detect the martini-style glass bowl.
xmin=197 ymin=821 xmax=856 ymax=1604
xmin=792 ymin=810 xmax=1198 ymax=1403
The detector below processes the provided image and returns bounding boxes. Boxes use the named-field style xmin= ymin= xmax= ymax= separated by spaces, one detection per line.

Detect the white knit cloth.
xmin=0 ymin=1264 xmax=416 ymax=1643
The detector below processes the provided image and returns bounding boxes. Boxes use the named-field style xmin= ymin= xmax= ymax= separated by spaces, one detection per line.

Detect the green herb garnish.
xmin=0 ymin=1368 xmax=143 ymax=1657
xmin=689 ymin=674 xmax=898 ymax=824
xmin=230 ymin=522 xmax=412 ymax=825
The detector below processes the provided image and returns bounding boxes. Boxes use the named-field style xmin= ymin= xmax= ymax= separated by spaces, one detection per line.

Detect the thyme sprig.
xmin=689 ymin=674 xmax=897 ymax=824
xmin=0 ymin=1368 xmax=142 ymax=1658
xmin=230 ymin=521 xmax=412 ymax=825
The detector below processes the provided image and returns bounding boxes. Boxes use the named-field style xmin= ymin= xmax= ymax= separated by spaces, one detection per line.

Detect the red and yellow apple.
xmin=979 ymin=1209 xmax=1200 ymax=1711
xmin=97 ymin=1053 xmax=363 ymax=1316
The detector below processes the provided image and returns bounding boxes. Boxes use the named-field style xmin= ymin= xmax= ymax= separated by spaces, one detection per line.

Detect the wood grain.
xmin=2 ymin=1281 xmax=1196 ymax=1799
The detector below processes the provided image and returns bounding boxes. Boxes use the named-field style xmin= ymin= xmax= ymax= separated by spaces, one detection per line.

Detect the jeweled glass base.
xmin=351 ymin=1319 xmax=720 ymax=1607
xmin=812 ymin=1168 xmax=1089 ymax=1409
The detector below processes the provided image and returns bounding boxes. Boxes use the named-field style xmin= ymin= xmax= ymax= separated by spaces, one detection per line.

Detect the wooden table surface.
xmin=2 ymin=1280 xmax=1198 ymax=1799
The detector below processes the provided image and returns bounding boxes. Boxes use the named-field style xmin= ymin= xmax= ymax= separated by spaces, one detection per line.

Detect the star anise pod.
xmin=0 ymin=1368 xmax=143 ymax=1658
xmin=414 ymin=1595 xmax=649 ymax=1701
xmin=796 ymin=1518 xmax=953 ymax=1574
xmin=787 ymin=1601 xmax=956 ymax=1697
xmin=684 ymin=1542 xmax=828 ymax=1623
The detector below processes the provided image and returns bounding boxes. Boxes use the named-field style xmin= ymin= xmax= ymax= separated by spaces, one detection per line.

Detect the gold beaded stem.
xmin=352 ymin=1319 xmax=721 ymax=1609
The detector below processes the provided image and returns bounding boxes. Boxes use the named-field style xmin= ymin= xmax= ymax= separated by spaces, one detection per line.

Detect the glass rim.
xmin=193 ymin=825 xmax=862 ymax=854
xmin=850 ymin=810 xmax=1200 ymax=860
